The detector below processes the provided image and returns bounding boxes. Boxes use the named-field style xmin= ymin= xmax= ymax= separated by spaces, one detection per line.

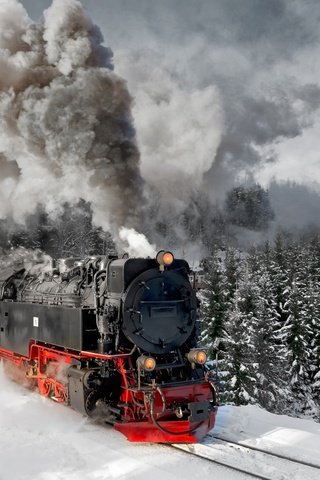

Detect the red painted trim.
xmin=0 ymin=346 xmax=28 ymax=366
xmin=0 ymin=343 xmax=217 ymax=443
xmin=114 ymin=410 xmax=217 ymax=443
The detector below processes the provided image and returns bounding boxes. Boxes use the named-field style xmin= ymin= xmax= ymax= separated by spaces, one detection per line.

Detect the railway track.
xmin=172 ymin=434 xmax=320 ymax=480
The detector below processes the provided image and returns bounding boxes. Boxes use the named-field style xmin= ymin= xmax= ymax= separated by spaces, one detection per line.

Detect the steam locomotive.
xmin=0 ymin=250 xmax=217 ymax=442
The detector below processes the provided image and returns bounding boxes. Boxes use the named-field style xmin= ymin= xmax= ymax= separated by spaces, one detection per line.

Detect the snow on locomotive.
xmin=0 ymin=250 xmax=217 ymax=442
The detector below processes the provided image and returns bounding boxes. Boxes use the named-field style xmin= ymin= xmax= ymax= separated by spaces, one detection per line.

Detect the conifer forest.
xmin=201 ymin=234 xmax=320 ymax=420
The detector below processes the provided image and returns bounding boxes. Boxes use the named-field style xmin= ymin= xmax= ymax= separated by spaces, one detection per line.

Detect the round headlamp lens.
xmin=163 ymin=252 xmax=174 ymax=265
xmin=137 ymin=355 xmax=156 ymax=371
xmin=144 ymin=357 xmax=156 ymax=371
xmin=156 ymin=250 xmax=174 ymax=266
xmin=196 ymin=350 xmax=207 ymax=364
xmin=188 ymin=349 xmax=207 ymax=365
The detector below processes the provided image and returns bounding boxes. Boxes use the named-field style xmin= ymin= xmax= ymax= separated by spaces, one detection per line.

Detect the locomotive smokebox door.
xmin=122 ymin=268 xmax=197 ymax=354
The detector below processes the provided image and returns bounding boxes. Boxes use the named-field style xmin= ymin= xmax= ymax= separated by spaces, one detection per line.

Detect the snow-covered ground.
xmin=0 ymin=365 xmax=319 ymax=480
xmin=214 ymin=403 xmax=320 ymax=465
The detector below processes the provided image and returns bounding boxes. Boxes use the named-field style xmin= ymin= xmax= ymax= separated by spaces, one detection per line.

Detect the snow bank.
xmin=214 ymin=404 xmax=320 ymax=465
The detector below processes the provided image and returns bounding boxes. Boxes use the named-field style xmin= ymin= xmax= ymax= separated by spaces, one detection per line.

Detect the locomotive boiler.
xmin=0 ymin=250 xmax=217 ymax=442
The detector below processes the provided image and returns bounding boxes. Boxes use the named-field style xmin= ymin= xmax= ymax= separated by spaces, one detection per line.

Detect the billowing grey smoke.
xmin=92 ymin=0 xmax=320 ymax=257
xmin=108 ymin=0 xmax=320 ymax=200
xmin=117 ymin=49 xmax=224 ymax=216
xmin=5 ymin=0 xmax=319 ymax=259
xmin=0 ymin=0 xmax=142 ymax=241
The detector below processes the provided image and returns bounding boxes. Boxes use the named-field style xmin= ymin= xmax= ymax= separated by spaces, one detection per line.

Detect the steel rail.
xmin=208 ymin=434 xmax=320 ymax=471
xmin=170 ymin=443 xmax=272 ymax=480
xmin=171 ymin=433 xmax=320 ymax=480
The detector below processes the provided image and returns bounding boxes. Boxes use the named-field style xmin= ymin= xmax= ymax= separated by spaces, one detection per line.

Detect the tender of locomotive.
xmin=0 ymin=250 xmax=217 ymax=442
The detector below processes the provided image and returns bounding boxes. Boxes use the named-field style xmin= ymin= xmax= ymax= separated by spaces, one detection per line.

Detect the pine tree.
xmin=303 ymin=236 xmax=320 ymax=418
xmin=225 ymin=247 xmax=242 ymax=299
xmin=281 ymin=276 xmax=314 ymax=415
xmin=221 ymin=272 xmax=257 ymax=405
xmin=201 ymin=251 xmax=229 ymax=358
xmin=305 ymin=282 xmax=320 ymax=419
xmin=251 ymin=264 xmax=290 ymax=412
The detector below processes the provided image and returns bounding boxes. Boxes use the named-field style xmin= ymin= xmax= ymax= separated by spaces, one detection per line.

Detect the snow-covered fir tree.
xmin=250 ymin=265 xmax=290 ymax=412
xmin=201 ymin=250 xmax=229 ymax=358
xmin=221 ymin=273 xmax=258 ymax=405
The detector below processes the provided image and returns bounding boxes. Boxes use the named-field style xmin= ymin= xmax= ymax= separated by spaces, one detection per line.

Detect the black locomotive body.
xmin=0 ymin=251 xmax=217 ymax=442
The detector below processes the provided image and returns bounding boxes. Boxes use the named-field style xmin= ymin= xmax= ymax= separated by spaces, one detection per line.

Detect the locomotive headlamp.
xmin=163 ymin=252 xmax=174 ymax=265
xmin=156 ymin=250 xmax=174 ymax=269
xmin=187 ymin=349 xmax=207 ymax=365
xmin=137 ymin=355 xmax=156 ymax=371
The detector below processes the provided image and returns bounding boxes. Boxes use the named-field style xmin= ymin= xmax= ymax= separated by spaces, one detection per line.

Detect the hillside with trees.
xmin=201 ymin=234 xmax=320 ymax=420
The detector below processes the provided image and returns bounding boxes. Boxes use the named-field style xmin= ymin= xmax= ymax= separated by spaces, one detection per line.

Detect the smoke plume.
xmin=0 ymin=0 xmax=226 ymax=258
xmin=119 ymin=227 xmax=156 ymax=258
xmin=109 ymin=1 xmax=320 ymax=208
xmin=0 ymin=0 xmax=143 ymax=241
xmin=117 ymin=49 xmax=224 ymax=216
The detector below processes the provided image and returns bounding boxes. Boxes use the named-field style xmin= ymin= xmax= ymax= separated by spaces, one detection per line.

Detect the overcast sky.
xmin=20 ymin=0 xmax=320 ymax=194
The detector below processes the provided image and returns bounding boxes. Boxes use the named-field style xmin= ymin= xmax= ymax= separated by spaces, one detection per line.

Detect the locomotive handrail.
xmin=29 ymin=342 xmax=137 ymax=361
xmin=139 ymin=299 xmax=185 ymax=304
xmin=80 ymin=345 xmax=137 ymax=360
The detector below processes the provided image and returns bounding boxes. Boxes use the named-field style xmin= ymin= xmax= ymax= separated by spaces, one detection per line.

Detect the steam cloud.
xmin=118 ymin=50 xmax=223 ymax=207
xmin=0 ymin=0 xmax=226 ymax=258
xmin=119 ymin=227 xmax=156 ymax=258
xmin=110 ymin=1 xmax=320 ymax=203
xmin=0 ymin=0 xmax=142 ymax=240
xmin=116 ymin=49 xmax=224 ymax=254
xmin=0 ymin=246 xmax=53 ymax=277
